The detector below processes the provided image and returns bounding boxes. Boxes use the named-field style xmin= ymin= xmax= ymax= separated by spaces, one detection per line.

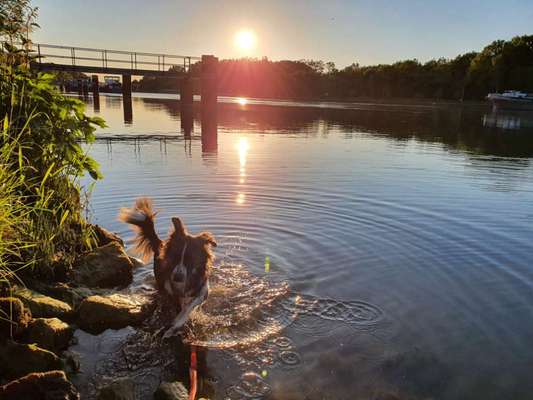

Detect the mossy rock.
xmin=92 ymin=224 xmax=124 ymax=247
xmin=0 ymin=341 xmax=62 ymax=381
xmin=30 ymin=282 xmax=98 ymax=310
xmin=0 ymin=297 xmax=32 ymax=340
xmin=97 ymin=377 xmax=135 ymax=400
xmin=0 ymin=370 xmax=79 ymax=399
xmin=77 ymin=293 xmax=154 ymax=334
xmin=26 ymin=318 xmax=73 ymax=351
xmin=12 ymin=288 xmax=72 ymax=319
xmin=154 ymin=381 xmax=188 ymax=400
xmin=71 ymin=242 xmax=133 ymax=288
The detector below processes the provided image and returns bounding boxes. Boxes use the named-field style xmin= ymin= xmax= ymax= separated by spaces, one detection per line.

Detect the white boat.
xmin=487 ymin=91 xmax=533 ymax=111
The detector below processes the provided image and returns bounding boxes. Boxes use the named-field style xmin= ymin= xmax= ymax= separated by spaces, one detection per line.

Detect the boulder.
xmin=12 ymin=288 xmax=73 ymax=319
xmin=26 ymin=318 xmax=73 ymax=351
xmin=77 ymin=294 xmax=154 ymax=334
xmin=0 ymin=341 xmax=62 ymax=380
xmin=0 ymin=370 xmax=79 ymax=400
xmin=71 ymin=242 xmax=133 ymax=288
xmin=129 ymin=256 xmax=144 ymax=269
xmin=61 ymin=350 xmax=81 ymax=374
xmin=153 ymin=382 xmax=188 ymax=400
xmin=92 ymin=224 xmax=124 ymax=247
xmin=97 ymin=378 xmax=136 ymax=400
xmin=30 ymin=282 xmax=114 ymax=310
xmin=0 ymin=297 xmax=31 ymax=340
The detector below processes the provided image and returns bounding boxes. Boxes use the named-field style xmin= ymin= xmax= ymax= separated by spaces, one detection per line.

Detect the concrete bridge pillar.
xmin=180 ymin=76 xmax=193 ymax=137
xmin=201 ymin=55 xmax=218 ymax=112
xmin=91 ymin=75 xmax=100 ymax=112
xmin=82 ymin=80 xmax=89 ymax=97
xmin=122 ymin=74 xmax=133 ymax=124
xmin=201 ymin=55 xmax=218 ymax=152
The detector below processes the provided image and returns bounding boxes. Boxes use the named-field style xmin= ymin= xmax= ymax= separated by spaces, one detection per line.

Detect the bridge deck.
xmin=31 ymin=43 xmax=199 ymax=76
xmin=35 ymin=62 xmax=185 ymax=77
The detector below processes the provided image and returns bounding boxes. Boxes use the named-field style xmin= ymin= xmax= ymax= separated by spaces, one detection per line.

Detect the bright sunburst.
xmin=235 ymin=30 xmax=256 ymax=51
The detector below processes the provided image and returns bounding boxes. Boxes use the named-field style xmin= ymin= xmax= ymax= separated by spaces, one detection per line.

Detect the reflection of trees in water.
xmin=139 ymin=97 xmax=533 ymax=159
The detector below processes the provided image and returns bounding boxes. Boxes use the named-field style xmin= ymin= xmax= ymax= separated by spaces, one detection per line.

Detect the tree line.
xmin=134 ymin=35 xmax=533 ymax=101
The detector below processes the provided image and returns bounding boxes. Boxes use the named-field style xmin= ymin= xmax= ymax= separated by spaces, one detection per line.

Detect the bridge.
xmin=29 ymin=43 xmax=217 ymax=114
xmin=27 ymin=43 xmax=218 ymax=149
xmin=32 ymin=43 xmax=201 ymax=77
xmin=26 ymin=43 xmax=218 ymax=148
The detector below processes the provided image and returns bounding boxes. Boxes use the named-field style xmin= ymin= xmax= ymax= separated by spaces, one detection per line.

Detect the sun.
xmin=235 ymin=30 xmax=256 ymax=51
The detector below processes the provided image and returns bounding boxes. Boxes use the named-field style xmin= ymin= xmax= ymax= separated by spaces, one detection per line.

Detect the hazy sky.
xmin=33 ymin=0 xmax=533 ymax=68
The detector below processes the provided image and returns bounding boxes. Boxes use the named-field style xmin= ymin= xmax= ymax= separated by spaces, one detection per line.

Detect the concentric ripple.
xmin=183 ymin=264 xmax=383 ymax=349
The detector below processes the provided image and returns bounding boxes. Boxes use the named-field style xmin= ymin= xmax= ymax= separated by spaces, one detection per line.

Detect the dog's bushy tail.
xmin=118 ymin=197 xmax=161 ymax=261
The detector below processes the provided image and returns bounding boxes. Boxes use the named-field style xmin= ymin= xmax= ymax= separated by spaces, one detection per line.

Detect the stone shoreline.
xmin=0 ymin=226 xmax=200 ymax=400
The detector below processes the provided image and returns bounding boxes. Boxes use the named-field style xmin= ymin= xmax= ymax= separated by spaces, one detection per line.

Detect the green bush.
xmin=0 ymin=0 xmax=106 ymax=284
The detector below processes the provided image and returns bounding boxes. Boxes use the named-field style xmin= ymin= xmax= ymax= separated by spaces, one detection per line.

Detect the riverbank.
xmin=0 ymin=225 xmax=203 ymax=399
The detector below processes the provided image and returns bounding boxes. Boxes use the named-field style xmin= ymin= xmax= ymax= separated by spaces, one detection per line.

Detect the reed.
xmin=0 ymin=1 xmax=106 ymax=291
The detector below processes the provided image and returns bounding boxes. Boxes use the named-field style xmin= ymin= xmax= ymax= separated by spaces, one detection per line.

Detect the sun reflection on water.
xmin=236 ymin=137 xmax=249 ymax=205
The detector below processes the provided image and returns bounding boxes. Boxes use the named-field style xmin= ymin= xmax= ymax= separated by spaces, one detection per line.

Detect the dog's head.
xmin=170 ymin=217 xmax=217 ymax=300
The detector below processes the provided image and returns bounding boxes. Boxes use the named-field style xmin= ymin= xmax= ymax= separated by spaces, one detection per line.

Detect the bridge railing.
xmin=31 ymin=43 xmax=200 ymax=73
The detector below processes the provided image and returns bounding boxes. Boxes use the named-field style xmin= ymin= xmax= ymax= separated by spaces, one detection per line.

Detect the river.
xmin=76 ymin=93 xmax=533 ymax=399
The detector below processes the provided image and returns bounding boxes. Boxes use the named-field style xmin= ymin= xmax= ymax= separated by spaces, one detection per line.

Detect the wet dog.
xmin=119 ymin=198 xmax=216 ymax=338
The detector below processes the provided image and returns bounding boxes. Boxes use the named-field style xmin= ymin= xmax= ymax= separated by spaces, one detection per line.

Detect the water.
xmin=77 ymin=93 xmax=533 ymax=399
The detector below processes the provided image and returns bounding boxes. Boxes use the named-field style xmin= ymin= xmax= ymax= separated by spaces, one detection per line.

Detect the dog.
xmin=119 ymin=198 xmax=216 ymax=338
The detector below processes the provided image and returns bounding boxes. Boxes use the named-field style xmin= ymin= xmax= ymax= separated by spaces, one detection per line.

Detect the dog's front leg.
xmin=162 ymin=284 xmax=209 ymax=339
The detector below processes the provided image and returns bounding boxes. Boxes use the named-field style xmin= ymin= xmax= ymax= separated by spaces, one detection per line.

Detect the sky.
xmin=33 ymin=0 xmax=533 ymax=68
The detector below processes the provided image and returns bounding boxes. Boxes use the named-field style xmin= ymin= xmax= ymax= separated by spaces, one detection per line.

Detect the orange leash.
xmin=188 ymin=345 xmax=198 ymax=400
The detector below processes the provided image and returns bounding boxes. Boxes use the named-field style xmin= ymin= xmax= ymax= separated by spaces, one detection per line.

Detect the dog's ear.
xmin=198 ymin=232 xmax=217 ymax=247
xmin=171 ymin=217 xmax=187 ymax=237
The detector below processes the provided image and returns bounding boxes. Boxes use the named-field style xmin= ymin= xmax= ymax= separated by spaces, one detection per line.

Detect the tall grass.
xmin=1 ymin=1 xmax=106 ymax=289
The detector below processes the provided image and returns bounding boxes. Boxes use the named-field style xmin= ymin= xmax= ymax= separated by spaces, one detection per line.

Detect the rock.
xmin=97 ymin=378 xmax=136 ymax=400
xmin=0 ymin=341 xmax=62 ymax=380
xmin=0 ymin=370 xmax=79 ymax=399
xmin=129 ymin=256 xmax=144 ymax=269
xmin=71 ymin=242 xmax=133 ymax=288
xmin=26 ymin=318 xmax=73 ymax=351
xmin=27 ymin=281 xmax=96 ymax=310
xmin=92 ymin=224 xmax=124 ymax=247
xmin=77 ymin=294 xmax=154 ymax=334
xmin=12 ymin=288 xmax=72 ymax=319
xmin=153 ymin=382 xmax=188 ymax=400
xmin=61 ymin=350 xmax=81 ymax=374
xmin=0 ymin=297 xmax=31 ymax=340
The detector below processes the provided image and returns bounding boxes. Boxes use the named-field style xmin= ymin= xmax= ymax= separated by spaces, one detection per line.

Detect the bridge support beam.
xmin=82 ymin=80 xmax=89 ymax=97
xmin=122 ymin=74 xmax=132 ymax=124
xmin=122 ymin=74 xmax=132 ymax=97
xmin=201 ymin=55 xmax=218 ymax=152
xmin=91 ymin=75 xmax=100 ymax=112
xmin=180 ymin=76 xmax=193 ymax=137
xmin=180 ymin=76 xmax=193 ymax=111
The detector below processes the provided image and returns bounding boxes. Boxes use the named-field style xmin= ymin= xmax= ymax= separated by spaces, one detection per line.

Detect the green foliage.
xmin=145 ymin=35 xmax=532 ymax=101
xmin=0 ymin=0 xmax=106 ymax=284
